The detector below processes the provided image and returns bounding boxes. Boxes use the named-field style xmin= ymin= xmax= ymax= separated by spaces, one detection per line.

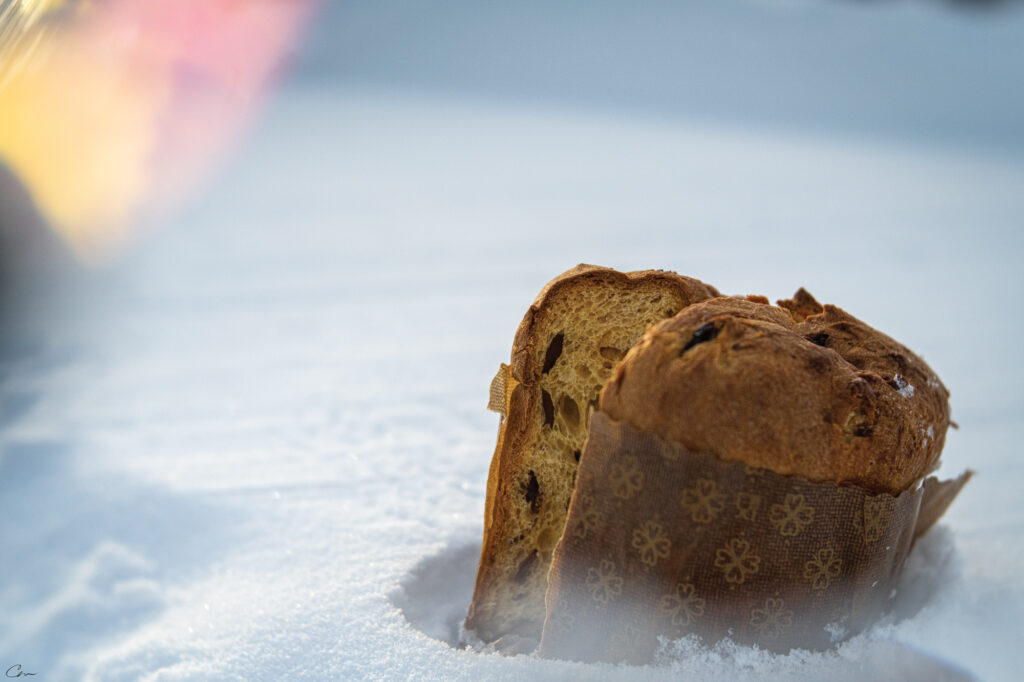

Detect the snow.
xmin=893 ymin=375 xmax=916 ymax=399
xmin=3 ymin=1 xmax=1024 ymax=680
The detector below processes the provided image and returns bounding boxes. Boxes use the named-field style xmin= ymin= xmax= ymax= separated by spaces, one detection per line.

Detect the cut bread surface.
xmin=465 ymin=265 xmax=718 ymax=646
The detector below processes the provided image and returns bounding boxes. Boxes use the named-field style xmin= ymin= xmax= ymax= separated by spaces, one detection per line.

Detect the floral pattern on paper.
xmin=714 ymin=538 xmax=761 ymax=585
xmin=586 ymin=559 xmax=623 ymax=604
xmin=853 ymin=496 xmax=894 ymax=544
xmin=572 ymin=494 xmax=599 ymax=540
xmin=750 ymin=597 xmax=793 ymax=639
xmin=681 ymin=478 xmax=726 ymax=523
xmin=610 ymin=455 xmax=644 ymax=500
xmin=744 ymin=464 xmax=766 ymax=478
xmin=632 ymin=521 xmax=671 ymax=567
xmin=657 ymin=439 xmax=681 ymax=463
xmin=804 ymin=547 xmax=843 ymax=591
xmin=769 ymin=493 xmax=815 ymax=537
xmin=659 ymin=582 xmax=706 ymax=628
xmin=735 ymin=492 xmax=762 ymax=521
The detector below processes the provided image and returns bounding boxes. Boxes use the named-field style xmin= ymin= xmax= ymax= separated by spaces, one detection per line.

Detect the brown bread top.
xmin=600 ymin=291 xmax=950 ymax=495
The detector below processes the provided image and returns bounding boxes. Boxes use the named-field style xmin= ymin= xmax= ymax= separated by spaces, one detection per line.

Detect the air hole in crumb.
xmin=681 ymin=322 xmax=720 ymax=354
xmin=809 ymin=332 xmax=830 ymax=347
xmin=542 ymin=332 xmax=564 ymax=374
xmin=573 ymin=450 xmax=581 ymax=462
xmin=560 ymin=395 xmax=580 ymax=432
xmin=514 ymin=550 xmax=538 ymax=584
xmin=599 ymin=346 xmax=625 ymax=362
xmin=541 ymin=389 xmax=554 ymax=427
xmin=523 ymin=470 xmax=541 ymax=513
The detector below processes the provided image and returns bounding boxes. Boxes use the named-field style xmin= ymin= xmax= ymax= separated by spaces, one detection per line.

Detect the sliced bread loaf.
xmin=464 ymin=264 xmax=719 ymax=647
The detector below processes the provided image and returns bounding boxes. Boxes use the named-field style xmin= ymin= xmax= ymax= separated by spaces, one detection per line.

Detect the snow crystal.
xmin=892 ymin=375 xmax=916 ymax=398
xmin=824 ymin=621 xmax=849 ymax=644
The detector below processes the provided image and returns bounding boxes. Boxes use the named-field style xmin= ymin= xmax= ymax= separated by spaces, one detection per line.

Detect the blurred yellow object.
xmin=0 ymin=0 xmax=311 ymax=263
xmin=0 ymin=10 xmax=162 ymax=261
xmin=19 ymin=0 xmax=67 ymax=14
xmin=0 ymin=1 xmax=69 ymax=88
xmin=18 ymin=0 xmax=66 ymax=12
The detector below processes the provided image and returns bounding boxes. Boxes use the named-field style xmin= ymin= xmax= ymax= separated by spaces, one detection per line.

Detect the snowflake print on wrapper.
xmin=804 ymin=547 xmax=842 ymax=591
xmin=632 ymin=521 xmax=671 ymax=567
xmin=750 ymin=598 xmax=793 ymax=639
xmin=610 ymin=455 xmax=644 ymax=500
xmin=714 ymin=538 xmax=761 ymax=585
xmin=769 ymin=493 xmax=815 ymax=537
xmin=659 ymin=582 xmax=705 ymax=628
xmin=681 ymin=478 xmax=726 ymax=523
xmin=586 ymin=560 xmax=623 ymax=604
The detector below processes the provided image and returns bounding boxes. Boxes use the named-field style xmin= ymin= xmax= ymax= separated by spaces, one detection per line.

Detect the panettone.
xmin=539 ymin=290 xmax=966 ymax=661
xmin=601 ymin=291 xmax=951 ymax=495
xmin=464 ymin=265 xmax=720 ymax=648
xmin=467 ymin=272 xmax=966 ymax=662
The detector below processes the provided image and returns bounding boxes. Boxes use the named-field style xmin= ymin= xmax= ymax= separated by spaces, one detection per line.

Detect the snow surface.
xmin=3 ymin=2 xmax=1024 ymax=680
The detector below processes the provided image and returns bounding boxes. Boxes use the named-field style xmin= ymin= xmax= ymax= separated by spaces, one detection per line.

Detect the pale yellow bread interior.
xmin=464 ymin=265 xmax=718 ymax=647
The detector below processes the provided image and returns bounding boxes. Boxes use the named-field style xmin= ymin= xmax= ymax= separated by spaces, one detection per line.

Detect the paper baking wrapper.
xmin=539 ymin=412 xmax=970 ymax=663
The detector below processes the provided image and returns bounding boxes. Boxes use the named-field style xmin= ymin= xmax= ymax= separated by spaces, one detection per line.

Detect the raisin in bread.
xmin=601 ymin=291 xmax=951 ymax=495
xmin=464 ymin=265 xmax=719 ymax=648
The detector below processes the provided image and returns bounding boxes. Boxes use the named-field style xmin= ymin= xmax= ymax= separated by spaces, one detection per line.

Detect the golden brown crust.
xmin=508 ymin=264 xmax=722 ymax=382
xmin=777 ymin=286 xmax=824 ymax=322
xmin=466 ymin=264 xmax=719 ymax=644
xmin=601 ymin=293 xmax=950 ymax=495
